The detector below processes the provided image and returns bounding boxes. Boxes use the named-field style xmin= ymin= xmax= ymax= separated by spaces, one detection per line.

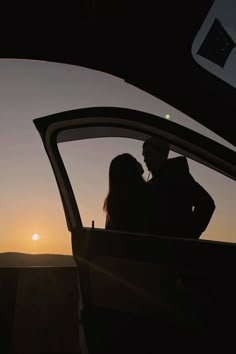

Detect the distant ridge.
xmin=0 ymin=252 xmax=76 ymax=267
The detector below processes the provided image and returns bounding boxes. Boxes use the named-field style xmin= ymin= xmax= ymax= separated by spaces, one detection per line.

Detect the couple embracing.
xmin=104 ymin=136 xmax=215 ymax=239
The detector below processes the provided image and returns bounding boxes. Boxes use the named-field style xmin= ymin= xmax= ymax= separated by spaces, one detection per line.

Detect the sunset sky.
xmin=1 ymin=59 xmax=235 ymax=255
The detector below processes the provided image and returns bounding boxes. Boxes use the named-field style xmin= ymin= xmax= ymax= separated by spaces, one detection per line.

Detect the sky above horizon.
xmin=0 ymin=59 xmax=235 ymax=255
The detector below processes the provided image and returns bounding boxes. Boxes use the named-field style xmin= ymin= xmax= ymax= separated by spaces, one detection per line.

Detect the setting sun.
xmin=32 ymin=233 xmax=40 ymax=241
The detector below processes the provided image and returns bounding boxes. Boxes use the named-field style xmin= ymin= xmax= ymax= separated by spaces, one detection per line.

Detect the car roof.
xmin=1 ymin=1 xmax=235 ymax=145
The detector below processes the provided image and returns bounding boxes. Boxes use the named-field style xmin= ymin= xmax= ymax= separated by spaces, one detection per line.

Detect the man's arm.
xmin=190 ymin=177 xmax=215 ymax=238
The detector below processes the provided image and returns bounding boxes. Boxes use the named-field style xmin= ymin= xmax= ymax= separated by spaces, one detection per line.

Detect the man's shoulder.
xmin=148 ymin=156 xmax=191 ymax=185
xmin=166 ymin=156 xmax=189 ymax=173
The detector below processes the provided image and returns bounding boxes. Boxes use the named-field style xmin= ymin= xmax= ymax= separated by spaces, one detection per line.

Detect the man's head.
xmin=142 ymin=136 xmax=170 ymax=174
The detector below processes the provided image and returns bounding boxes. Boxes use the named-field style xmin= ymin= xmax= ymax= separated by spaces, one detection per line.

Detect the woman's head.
xmin=103 ymin=153 xmax=144 ymax=213
xmin=109 ymin=153 xmax=144 ymax=186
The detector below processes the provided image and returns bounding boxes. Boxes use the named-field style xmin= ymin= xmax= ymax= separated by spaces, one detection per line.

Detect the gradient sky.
xmin=1 ymin=59 xmax=235 ymax=255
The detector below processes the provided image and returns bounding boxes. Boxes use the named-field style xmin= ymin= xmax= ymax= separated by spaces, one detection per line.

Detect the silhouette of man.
xmin=142 ymin=136 xmax=215 ymax=238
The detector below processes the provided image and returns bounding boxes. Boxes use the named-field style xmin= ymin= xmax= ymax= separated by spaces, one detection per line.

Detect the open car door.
xmin=34 ymin=107 xmax=236 ymax=354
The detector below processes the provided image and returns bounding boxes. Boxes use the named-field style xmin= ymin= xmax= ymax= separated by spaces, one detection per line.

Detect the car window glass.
xmin=58 ymin=137 xmax=236 ymax=243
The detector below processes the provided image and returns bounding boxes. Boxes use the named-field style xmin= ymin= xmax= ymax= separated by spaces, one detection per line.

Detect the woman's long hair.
xmin=103 ymin=153 xmax=146 ymax=230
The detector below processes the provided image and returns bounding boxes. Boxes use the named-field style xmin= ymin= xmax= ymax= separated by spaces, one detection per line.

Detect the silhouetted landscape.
xmin=0 ymin=252 xmax=76 ymax=267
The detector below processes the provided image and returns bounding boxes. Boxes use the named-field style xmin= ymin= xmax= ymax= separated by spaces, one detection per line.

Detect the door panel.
xmin=73 ymin=228 xmax=236 ymax=353
xmin=33 ymin=107 xmax=236 ymax=353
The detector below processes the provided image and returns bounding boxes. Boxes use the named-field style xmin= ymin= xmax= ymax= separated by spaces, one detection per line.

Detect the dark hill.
xmin=0 ymin=252 xmax=76 ymax=267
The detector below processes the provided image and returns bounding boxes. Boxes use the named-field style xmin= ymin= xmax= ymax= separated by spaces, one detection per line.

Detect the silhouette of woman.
xmin=103 ymin=153 xmax=148 ymax=233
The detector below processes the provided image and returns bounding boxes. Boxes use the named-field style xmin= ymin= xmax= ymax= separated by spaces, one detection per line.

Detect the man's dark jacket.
xmin=148 ymin=156 xmax=215 ymax=238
